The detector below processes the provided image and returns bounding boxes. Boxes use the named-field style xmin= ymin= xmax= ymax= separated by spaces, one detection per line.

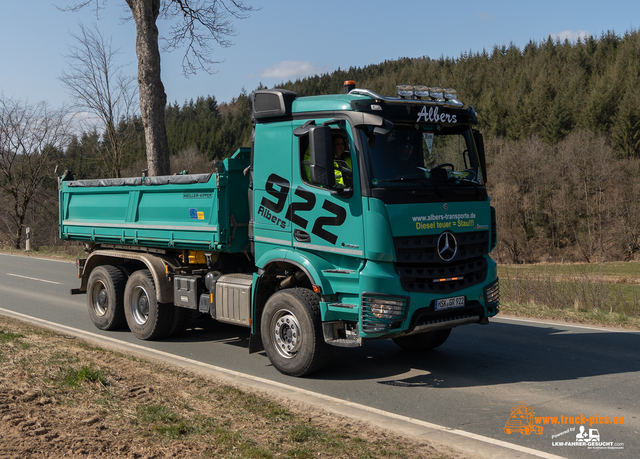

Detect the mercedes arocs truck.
xmin=59 ymin=81 xmax=499 ymax=376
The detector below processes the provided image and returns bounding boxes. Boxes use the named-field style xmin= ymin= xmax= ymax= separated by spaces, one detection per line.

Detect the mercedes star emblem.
xmin=437 ymin=232 xmax=458 ymax=262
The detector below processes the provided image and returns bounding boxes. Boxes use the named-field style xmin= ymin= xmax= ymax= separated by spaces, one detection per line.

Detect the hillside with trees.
xmin=2 ymin=29 xmax=639 ymax=263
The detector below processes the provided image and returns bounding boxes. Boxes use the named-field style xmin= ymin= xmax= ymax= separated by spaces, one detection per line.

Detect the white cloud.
xmin=261 ymin=60 xmax=325 ymax=80
xmin=553 ymin=30 xmax=591 ymax=42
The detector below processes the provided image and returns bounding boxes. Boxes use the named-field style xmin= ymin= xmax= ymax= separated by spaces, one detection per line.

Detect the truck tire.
xmin=392 ymin=328 xmax=452 ymax=352
xmin=87 ymin=265 xmax=126 ymax=331
xmin=261 ymin=288 xmax=333 ymax=377
xmin=167 ymin=307 xmax=192 ymax=337
xmin=124 ymin=269 xmax=173 ymax=340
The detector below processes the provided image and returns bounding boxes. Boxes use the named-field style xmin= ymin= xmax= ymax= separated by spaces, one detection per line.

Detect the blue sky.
xmin=0 ymin=0 xmax=637 ymax=111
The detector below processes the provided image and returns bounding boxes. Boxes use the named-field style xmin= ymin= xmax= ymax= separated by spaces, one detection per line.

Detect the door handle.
xmin=294 ymin=229 xmax=310 ymax=242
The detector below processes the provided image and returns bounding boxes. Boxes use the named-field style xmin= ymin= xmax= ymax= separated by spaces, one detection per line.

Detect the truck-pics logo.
xmin=504 ymin=403 xmax=544 ymax=435
xmin=259 ymin=173 xmax=347 ymax=245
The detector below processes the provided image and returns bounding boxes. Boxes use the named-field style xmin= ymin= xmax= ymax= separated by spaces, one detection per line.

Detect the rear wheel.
xmin=392 ymin=328 xmax=452 ymax=352
xmin=124 ymin=270 xmax=173 ymax=340
xmin=261 ymin=288 xmax=332 ymax=377
xmin=168 ymin=306 xmax=193 ymax=337
xmin=87 ymin=265 xmax=126 ymax=331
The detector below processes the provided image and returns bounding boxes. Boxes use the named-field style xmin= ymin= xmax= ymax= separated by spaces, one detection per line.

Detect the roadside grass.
xmin=58 ymin=364 xmax=109 ymax=389
xmin=0 ymin=330 xmax=25 ymax=344
xmin=0 ymin=244 xmax=84 ymax=261
xmin=498 ymin=263 xmax=640 ymax=329
xmin=0 ymin=316 xmax=454 ymax=459
xmin=499 ymin=261 xmax=640 ymax=283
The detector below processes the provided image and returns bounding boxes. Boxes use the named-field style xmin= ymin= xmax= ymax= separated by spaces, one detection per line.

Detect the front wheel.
xmin=261 ymin=288 xmax=332 ymax=377
xmin=124 ymin=270 xmax=173 ymax=340
xmin=392 ymin=328 xmax=452 ymax=352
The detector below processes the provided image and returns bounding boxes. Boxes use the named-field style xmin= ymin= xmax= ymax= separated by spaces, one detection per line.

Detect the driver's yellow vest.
xmin=303 ymin=151 xmax=352 ymax=185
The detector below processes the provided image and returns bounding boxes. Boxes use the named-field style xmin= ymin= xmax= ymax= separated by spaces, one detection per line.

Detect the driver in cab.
xmin=304 ymin=134 xmax=352 ymax=187
xmin=332 ymin=134 xmax=352 ymax=187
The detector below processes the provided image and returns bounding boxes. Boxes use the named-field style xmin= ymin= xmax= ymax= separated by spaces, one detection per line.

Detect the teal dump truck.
xmin=59 ymin=81 xmax=499 ymax=376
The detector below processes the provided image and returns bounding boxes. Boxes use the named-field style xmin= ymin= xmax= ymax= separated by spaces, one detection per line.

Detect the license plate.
xmin=435 ymin=296 xmax=465 ymax=310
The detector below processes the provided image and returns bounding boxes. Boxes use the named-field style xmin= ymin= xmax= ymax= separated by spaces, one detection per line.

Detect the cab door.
xmin=252 ymin=121 xmax=293 ymax=258
xmin=288 ymin=120 xmax=365 ymax=262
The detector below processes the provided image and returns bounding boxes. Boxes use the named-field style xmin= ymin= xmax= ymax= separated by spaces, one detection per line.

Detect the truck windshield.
xmin=359 ymin=124 xmax=484 ymax=188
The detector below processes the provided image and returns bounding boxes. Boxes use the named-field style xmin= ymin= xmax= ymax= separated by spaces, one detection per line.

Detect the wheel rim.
xmin=90 ymin=280 xmax=109 ymax=317
xmin=271 ymin=309 xmax=302 ymax=359
xmin=129 ymin=285 xmax=150 ymax=325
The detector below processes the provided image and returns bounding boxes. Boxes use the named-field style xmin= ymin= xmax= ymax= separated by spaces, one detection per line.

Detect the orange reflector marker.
xmin=312 ymin=284 xmax=322 ymax=293
xmin=434 ymin=277 xmax=462 ymax=283
xmin=210 ymin=293 xmax=214 ymax=303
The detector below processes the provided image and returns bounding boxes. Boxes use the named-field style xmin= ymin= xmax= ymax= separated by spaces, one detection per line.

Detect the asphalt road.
xmin=1 ymin=252 xmax=638 ymax=458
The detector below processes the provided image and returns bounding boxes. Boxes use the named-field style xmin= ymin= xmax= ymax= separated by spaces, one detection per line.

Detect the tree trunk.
xmin=127 ymin=0 xmax=170 ymax=176
xmin=13 ymin=201 xmax=23 ymax=250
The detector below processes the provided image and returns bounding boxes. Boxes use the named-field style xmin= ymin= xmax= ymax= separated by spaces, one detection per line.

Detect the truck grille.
xmin=394 ymin=231 xmax=489 ymax=294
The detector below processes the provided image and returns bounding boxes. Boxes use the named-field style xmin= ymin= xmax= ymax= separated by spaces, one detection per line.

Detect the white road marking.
xmin=6 ymin=273 xmax=62 ymax=285
xmin=0 ymin=253 xmax=73 ymax=264
xmin=495 ymin=315 xmax=639 ymax=334
xmin=0 ymin=307 xmax=564 ymax=459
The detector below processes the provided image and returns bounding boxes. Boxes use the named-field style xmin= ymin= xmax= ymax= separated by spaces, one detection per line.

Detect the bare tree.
xmin=61 ymin=1 xmax=255 ymax=176
xmin=170 ymin=144 xmax=212 ymax=173
xmin=0 ymin=97 xmax=71 ymax=248
xmin=60 ymin=23 xmax=138 ymax=178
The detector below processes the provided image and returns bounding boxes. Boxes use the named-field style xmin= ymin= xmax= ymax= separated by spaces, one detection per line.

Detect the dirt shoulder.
xmin=0 ymin=315 xmax=478 ymax=459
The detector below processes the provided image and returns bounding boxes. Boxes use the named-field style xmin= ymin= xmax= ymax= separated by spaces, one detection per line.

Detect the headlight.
xmin=396 ymin=84 xmax=414 ymax=98
xmin=429 ymin=86 xmax=444 ymax=99
xmin=361 ymin=294 xmax=408 ymax=333
xmin=414 ymin=85 xmax=430 ymax=98
xmin=484 ymin=279 xmax=500 ymax=308
xmin=368 ymin=298 xmax=405 ymax=319
xmin=443 ymin=88 xmax=457 ymax=100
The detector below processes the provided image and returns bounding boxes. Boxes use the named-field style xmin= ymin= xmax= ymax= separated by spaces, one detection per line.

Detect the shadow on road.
xmin=315 ymin=321 xmax=640 ymax=387
xmin=142 ymin=316 xmax=640 ymax=388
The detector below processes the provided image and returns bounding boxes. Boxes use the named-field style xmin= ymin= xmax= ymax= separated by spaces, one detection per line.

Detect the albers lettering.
xmin=417 ymin=106 xmax=457 ymax=124
xmin=257 ymin=205 xmax=287 ymax=229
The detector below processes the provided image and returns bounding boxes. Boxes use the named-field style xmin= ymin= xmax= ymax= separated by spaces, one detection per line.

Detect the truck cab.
xmin=248 ymin=83 xmax=499 ymax=374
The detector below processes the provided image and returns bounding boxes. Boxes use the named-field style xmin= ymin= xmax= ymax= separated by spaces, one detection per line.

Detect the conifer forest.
xmin=2 ymin=30 xmax=640 ymax=263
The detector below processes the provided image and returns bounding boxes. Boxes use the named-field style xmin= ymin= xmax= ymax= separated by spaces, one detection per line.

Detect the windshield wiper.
xmin=444 ymin=176 xmax=486 ymax=200
xmin=373 ymin=176 xmax=448 ymax=201
xmin=373 ymin=177 xmax=428 ymax=183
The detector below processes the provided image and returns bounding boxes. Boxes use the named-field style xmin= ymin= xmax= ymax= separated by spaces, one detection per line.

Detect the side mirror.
xmin=309 ymin=126 xmax=335 ymax=188
xmin=373 ymin=118 xmax=394 ymax=136
xmin=473 ymin=130 xmax=487 ymax=184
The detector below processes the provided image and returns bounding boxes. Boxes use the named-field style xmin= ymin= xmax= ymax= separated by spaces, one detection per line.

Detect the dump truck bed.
xmin=59 ymin=149 xmax=250 ymax=253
